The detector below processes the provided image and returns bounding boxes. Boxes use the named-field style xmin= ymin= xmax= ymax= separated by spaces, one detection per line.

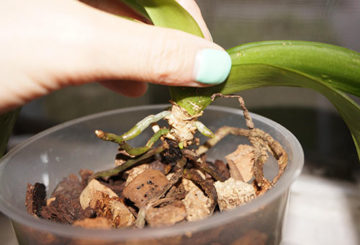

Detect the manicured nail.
xmin=194 ymin=49 xmax=232 ymax=84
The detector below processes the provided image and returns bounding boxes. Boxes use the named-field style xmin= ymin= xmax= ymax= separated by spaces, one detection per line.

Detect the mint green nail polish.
xmin=194 ymin=49 xmax=232 ymax=84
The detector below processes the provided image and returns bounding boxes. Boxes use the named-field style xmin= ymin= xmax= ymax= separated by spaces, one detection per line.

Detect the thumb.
xmin=64 ymin=1 xmax=232 ymax=87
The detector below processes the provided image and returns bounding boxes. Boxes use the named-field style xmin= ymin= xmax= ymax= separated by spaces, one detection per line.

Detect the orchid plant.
xmin=117 ymin=0 xmax=360 ymax=161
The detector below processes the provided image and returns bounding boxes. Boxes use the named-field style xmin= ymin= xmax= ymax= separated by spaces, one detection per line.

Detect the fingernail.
xmin=194 ymin=49 xmax=232 ymax=84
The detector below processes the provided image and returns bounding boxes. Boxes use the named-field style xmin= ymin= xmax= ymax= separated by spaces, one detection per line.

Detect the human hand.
xmin=0 ymin=0 xmax=231 ymax=113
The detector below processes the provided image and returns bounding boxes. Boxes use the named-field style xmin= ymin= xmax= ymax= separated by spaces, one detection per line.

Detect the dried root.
xmin=201 ymin=94 xmax=288 ymax=194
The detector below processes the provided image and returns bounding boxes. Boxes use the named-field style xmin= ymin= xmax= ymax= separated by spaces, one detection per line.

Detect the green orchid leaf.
xmin=118 ymin=0 xmax=150 ymax=20
xmin=0 ymin=109 xmax=19 ymax=157
xmin=228 ymin=41 xmax=360 ymax=97
xmin=121 ymin=0 xmax=203 ymax=37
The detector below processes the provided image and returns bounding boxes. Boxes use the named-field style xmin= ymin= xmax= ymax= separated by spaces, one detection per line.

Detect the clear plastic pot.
xmin=0 ymin=105 xmax=304 ymax=245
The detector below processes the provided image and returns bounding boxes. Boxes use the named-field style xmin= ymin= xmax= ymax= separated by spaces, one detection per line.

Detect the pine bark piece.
xmin=80 ymin=179 xmax=118 ymax=209
xmin=182 ymin=178 xmax=212 ymax=222
xmin=73 ymin=217 xmax=112 ymax=229
xmin=110 ymin=198 xmax=136 ymax=227
xmin=101 ymin=179 xmax=126 ymax=197
xmin=166 ymin=183 xmax=187 ymax=200
xmin=214 ymin=178 xmax=256 ymax=211
xmin=40 ymin=195 xmax=95 ymax=224
xmin=213 ymin=159 xmax=231 ymax=181
xmin=149 ymin=160 xmax=171 ymax=175
xmin=225 ymin=144 xmax=255 ymax=182
xmin=46 ymin=197 xmax=56 ymax=206
xmin=91 ymin=192 xmax=135 ymax=228
xmin=125 ymin=164 xmax=150 ymax=186
xmin=146 ymin=200 xmax=187 ymax=227
xmin=25 ymin=183 xmax=46 ymax=216
xmin=161 ymin=139 xmax=183 ymax=164
xmin=189 ymin=152 xmax=230 ymax=182
xmin=79 ymin=169 xmax=94 ymax=188
xmin=41 ymin=174 xmax=93 ymax=224
xmin=123 ymin=169 xmax=169 ymax=208
xmin=183 ymin=168 xmax=217 ymax=213
xmin=51 ymin=174 xmax=83 ymax=198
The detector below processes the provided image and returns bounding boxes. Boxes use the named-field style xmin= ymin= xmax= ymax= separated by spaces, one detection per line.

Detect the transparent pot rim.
xmin=0 ymin=104 xmax=304 ymax=241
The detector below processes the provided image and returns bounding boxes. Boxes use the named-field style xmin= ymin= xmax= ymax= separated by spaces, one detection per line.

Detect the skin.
xmin=0 ymin=0 xmax=221 ymax=113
